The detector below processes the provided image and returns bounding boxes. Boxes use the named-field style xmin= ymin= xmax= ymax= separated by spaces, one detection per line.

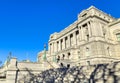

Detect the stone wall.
xmin=0 ymin=58 xmax=44 ymax=83
xmin=21 ymin=61 xmax=120 ymax=83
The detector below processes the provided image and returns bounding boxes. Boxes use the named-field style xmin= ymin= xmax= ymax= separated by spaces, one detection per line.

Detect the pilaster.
xmin=73 ymin=32 xmax=77 ymax=46
xmin=59 ymin=40 xmax=61 ymax=51
xmin=68 ymin=35 xmax=71 ymax=47
xmin=63 ymin=38 xmax=65 ymax=49
xmin=87 ymin=22 xmax=91 ymax=37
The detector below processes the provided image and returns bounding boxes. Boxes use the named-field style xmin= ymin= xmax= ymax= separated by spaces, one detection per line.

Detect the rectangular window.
xmin=116 ymin=33 xmax=120 ymax=41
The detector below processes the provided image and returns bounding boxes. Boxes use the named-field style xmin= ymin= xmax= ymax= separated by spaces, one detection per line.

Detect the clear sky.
xmin=0 ymin=0 xmax=120 ymax=65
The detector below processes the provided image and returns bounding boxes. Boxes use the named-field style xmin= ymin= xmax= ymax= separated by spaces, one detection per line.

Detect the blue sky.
xmin=0 ymin=0 xmax=120 ymax=65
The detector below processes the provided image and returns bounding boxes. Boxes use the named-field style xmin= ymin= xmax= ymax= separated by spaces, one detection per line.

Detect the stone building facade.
xmin=0 ymin=6 xmax=120 ymax=83
xmin=38 ymin=6 xmax=120 ymax=66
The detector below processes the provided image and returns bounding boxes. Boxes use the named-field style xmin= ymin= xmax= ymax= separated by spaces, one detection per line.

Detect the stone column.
xmin=63 ymin=38 xmax=65 ymax=49
xmin=48 ymin=43 xmax=51 ymax=55
xmin=81 ymin=25 xmax=85 ymax=40
xmin=70 ymin=34 xmax=73 ymax=46
xmin=68 ymin=35 xmax=71 ymax=47
xmin=50 ymin=42 xmax=53 ymax=54
xmin=59 ymin=40 xmax=61 ymax=51
xmin=54 ymin=42 xmax=57 ymax=53
xmin=73 ymin=32 xmax=77 ymax=46
xmin=87 ymin=22 xmax=91 ymax=37
xmin=79 ymin=26 xmax=82 ymax=41
xmin=51 ymin=43 xmax=53 ymax=54
xmin=57 ymin=41 xmax=59 ymax=52
xmin=90 ymin=20 xmax=97 ymax=36
xmin=60 ymin=39 xmax=63 ymax=50
xmin=89 ymin=21 xmax=92 ymax=36
xmin=49 ymin=43 xmax=52 ymax=55
xmin=53 ymin=42 xmax=54 ymax=53
xmin=65 ymin=37 xmax=67 ymax=49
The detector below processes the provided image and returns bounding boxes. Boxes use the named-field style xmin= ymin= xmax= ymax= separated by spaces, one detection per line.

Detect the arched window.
xmin=86 ymin=47 xmax=90 ymax=56
xmin=68 ymin=52 xmax=71 ymax=59
xmin=62 ymin=54 xmax=65 ymax=60
xmin=116 ymin=33 xmax=120 ymax=41
xmin=57 ymin=55 xmax=60 ymax=63
xmin=86 ymin=34 xmax=89 ymax=41
xmin=86 ymin=47 xmax=89 ymax=51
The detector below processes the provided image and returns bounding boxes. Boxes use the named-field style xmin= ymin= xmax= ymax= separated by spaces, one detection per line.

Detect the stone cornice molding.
xmin=108 ymin=19 xmax=120 ymax=27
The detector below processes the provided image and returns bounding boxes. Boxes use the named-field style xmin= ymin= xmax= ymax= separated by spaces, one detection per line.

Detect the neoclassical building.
xmin=38 ymin=6 xmax=120 ymax=66
xmin=0 ymin=6 xmax=120 ymax=83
